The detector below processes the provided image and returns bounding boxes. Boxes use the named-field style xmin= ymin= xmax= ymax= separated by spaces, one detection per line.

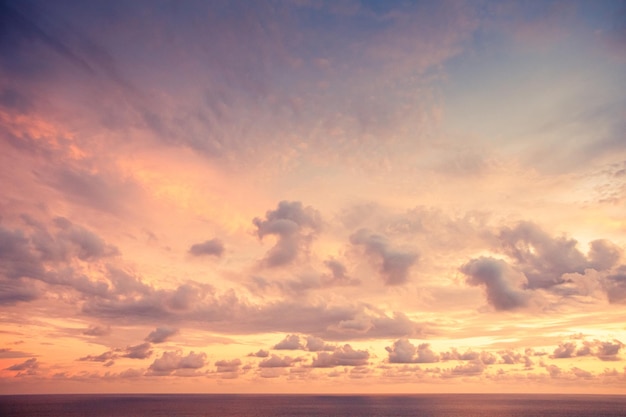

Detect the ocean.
xmin=1 ymin=394 xmax=625 ymax=417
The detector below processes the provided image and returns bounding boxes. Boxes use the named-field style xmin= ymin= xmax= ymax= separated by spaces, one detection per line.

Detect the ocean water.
xmin=1 ymin=394 xmax=625 ymax=417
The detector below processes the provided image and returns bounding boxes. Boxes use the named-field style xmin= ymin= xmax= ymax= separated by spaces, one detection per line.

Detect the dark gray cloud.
xmin=349 ymin=228 xmax=418 ymax=285
xmin=188 ymin=239 xmax=224 ymax=257
xmin=386 ymin=339 xmax=439 ymax=364
xmin=311 ymin=344 xmax=369 ymax=368
xmin=253 ymin=201 xmax=322 ymax=267
xmin=460 ymin=257 xmax=528 ymax=311
xmin=145 ymin=326 xmax=179 ymax=344
xmin=147 ymin=351 xmax=206 ymax=376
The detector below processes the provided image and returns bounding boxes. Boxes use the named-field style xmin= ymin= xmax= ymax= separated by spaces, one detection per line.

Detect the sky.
xmin=0 ymin=0 xmax=625 ymax=395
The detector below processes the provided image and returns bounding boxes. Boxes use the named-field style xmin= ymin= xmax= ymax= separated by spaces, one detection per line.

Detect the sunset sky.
xmin=1 ymin=0 xmax=625 ymax=395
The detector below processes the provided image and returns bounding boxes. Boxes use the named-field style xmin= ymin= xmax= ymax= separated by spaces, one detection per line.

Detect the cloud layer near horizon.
xmin=1 ymin=0 xmax=625 ymax=394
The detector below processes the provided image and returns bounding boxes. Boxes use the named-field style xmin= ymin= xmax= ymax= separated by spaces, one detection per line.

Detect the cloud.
xmin=145 ymin=327 xmax=179 ymax=344
xmin=311 ymin=344 xmax=369 ymax=368
xmin=78 ymin=351 xmax=117 ymax=363
xmin=79 ymin=342 xmax=153 ymax=364
xmin=214 ymin=358 xmax=241 ymax=373
xmin=441 ymin=360 xmax=485 ymax=378
xmin=498 ymin=222 xmax=620 ymax=289
xmin=588 ymin=240 xmax=622 ymax=270
xmin=605 ymin=266 xmax=626 ymax=303
xmin=45 ymin=167 xmax=138 ymax=215
xmin=188 ymin=239 xmax=224 ymax=257
xmin=5 ymin=357 xmax=38 ymax=373
xmin=82 ymin=274 xmax=427 ymax=340
xmin=305 ymin=335 xmax=335 ymax=352
xmin=82 ymin=325 xmax=110 ymax=336
xmin=386 ymin=339 xmax=439 ymax=364
xmin=460 ymin=257 xmax=528 ymax=311
xmin=253 ymin=201 xmax=322 ymax=267
xmin=551 ymin=339 xmax=623 ymax=361
xmin=595 ymin=340 xmax=623 ymax=361
xmin=349 ymin=228 xmax=418 ymax=285
xmin=551 ymin=342 xmax=577 ymax=359
xmin=248 ymin=349 xmax=269 ymax=358
xmin=147 ymin=351 xmax=207 ymax=376
xmin=50 ymin=217 xmax=119 ymax=261
xmin=0 ymin=349 xmax=34 ymax=359
xmin=122 ymin=342 xmax=152 ymax=360
xmin=0 ymin=278 xmax=40 ymax=305
xmin=273 ymin=334 xmax=304 ymax=350
xmin=258 ymin=355 xmax=295 ymax=368
xmin=0 ymin=226 xmax=46 ymax=281
xmin=0 ymin=218 xmax=124 ymax=303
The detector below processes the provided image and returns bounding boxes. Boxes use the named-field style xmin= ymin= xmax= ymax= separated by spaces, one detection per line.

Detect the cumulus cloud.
xmin=551 ymin=342 xmax=577 ymax=359
xmin=588 ymin=240 xmax=622 ymax=270
xmin=188 ymin=239 xmax=224 ymax=257
xmin=147 ymin=351 xmax=207 ymax=376
xmin=460 ymin=257 xmax=528 ymax=311
xmin=551 ymin=339 xmax=623 ymax=361
xmin=253 ymin=201 xmax=322 ymax=267
xmin=248 ymin=349 xmax=269 ymax=358
xmin=605 ymin=266 xmax=626 ymax=303
xmin=258 ymin=354 xmax=295 ymax=368
xmin=305 ymin=335 xmax=335 ymax=352
xmin=51 ymin=217 xmax=119 ymax=260
xmin=311 ymin=344 xmax=369 ymax=368
xmin=0 ymin=218 xmax=124 ymax=303
xmin=386 ymin=339 xmax=439 ymax=364
xmin=80 ymin=273 xmax=426 ymax=340
xmin=322 ymin=258 xmax=360 ymax=286
xmin=441 ymin=360 xmax=485 ymax=378
xmin=498 ymin=222 xmax=620 ymax=289
xmin=350 ymin=229 xmax=418 ymax=285
xmin=145 ymin=327 xmax=179 ymax=343
xmin=273 ymin=334 xmax=304 ymax=350
xmin=214 ymin=358 xmax=241 ymax=373
xmin=123 ymin=342 xmax=152 ymax=359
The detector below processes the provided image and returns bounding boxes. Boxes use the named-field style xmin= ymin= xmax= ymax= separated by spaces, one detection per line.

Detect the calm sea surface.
xmin=1 ymin=394 xmax=625 ymax=417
